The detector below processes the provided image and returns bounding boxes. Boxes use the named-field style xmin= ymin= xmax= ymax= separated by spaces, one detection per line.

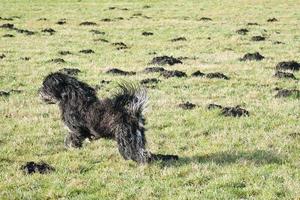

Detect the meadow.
xmin=0 ymin=0 xmax=299 ymax=199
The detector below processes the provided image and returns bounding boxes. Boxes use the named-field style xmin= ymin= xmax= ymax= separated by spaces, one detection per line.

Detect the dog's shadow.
xmin=158 ymin=150 xmax=283 ymax=167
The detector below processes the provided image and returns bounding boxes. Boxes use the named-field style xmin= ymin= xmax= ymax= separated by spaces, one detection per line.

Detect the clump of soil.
xmin=144 ymin=67 xmax=165 ymax=73
xmin=239 ymin=52 xmax=264 ymax=61
xmin=191 ymin=71 xmax=205 ymax=77
xmin=178 ymin=101 xmax=196 ymax=110
xmin=94 ymin=38 xmax=109 ymax=43
xmin=0 ymin=91 xmax=10 ymax=97
xmin=170 ymin=37 xmax=187 ymax=42
xmin=101 ymin=18 xmax=112 ymax=22
xmin=90 ymin=30 xmax=105 ymax=35
xmin=251 ymin=36 xmax=265 ymax=41
xmin=79 ymin=49 xmax=95 ymax=54
xmin=236 ymin=28 xmax=249 ymax=35
xmin=41 ymin=28 xmax=56 ymax=35
xmin=143 ymin=5 xmax=151 ymax=9
xmin=95 ymin=80 xmax=111 ymax=90
xmin=16 ymin=28 xmax=35 ymax=35
xmin=207 ymin=103 xmax=222 ymax=110
xmin=160 ymin=70 xmax=187 ymax=78
xmin=247 ymin=22 xmax=259 ymax=26
xmin=80 ymin=21 xmax=97 ymax=26
xmin=115 ymin=17 xmax=124 ymax=20
xmin=58 ymin=50 xmax=72 ymax=55
xmin=20 ymin=161 xmax=55 ymax=174
xmin=142 ymin=31 xmax=153 ymax=36
xmin=0 ymin=17 xmax=14 ymax=21
xmin=275 ymin=89 xmax=300 ymax=98
xmin=0 ymin=23 xmax=14 ymax=28
xmin=0 ymin=54 xmax=6 ymax=59
xmin=49 ymin=58 xmax=66 ymax=63
xmin=58 ymin=68 xmax=81 ymax=76
xmin=150 ymin=56 xmax=182 ymax=65
xmin=199 ymin=17 xmax=212 ymax=21
xmin=21 ymin=57 xmax=30 ymax=61
xmin=106 ymin=68 xmax=136 ymax=75
xmin=112 ymin=42 xmax=128 ymax=50
xmin=206 ymin=72 xmax=229 ymax=80
xmin=221 ymin=106 xmax=250 ymax=117
xmin=275 ymin=61 xmax=300 ymax=71
xmin=140 ymin=78 xmax=160 ymax=85
xmin=37 ymin=18 xmax=47 ymax=21
xmin=273 ymin=41 xmax=284 ymax=45
xmin=56 ymin=19 xmax=66 ymax=25
xmin=274 ymin=71 xmax=296 ymax=80
xmin=267 ymin=18 xmax=278 ymax=22
xmin=3 ymin=34 xmax=14 ymax=37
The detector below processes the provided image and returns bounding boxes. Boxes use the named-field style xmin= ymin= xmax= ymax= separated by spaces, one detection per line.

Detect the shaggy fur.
xmin=39 ymin=72 xmax=178 ymax=163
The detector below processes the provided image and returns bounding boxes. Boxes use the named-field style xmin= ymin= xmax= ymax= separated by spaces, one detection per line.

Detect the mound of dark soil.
xmin=115 ymin=17 xmax=124 ymax=20
xmin=205 ymin=72 xmax=229 ymax=80
xmin=275 ymin=61 xmax=300 ymax=71
xmin=90 ymin=30 xmax=105 ymax=35
xmin=239 ymin=52 xmax=264 ymax=61
xmin=267 ymin=18 xmax=278 ymax=22
xmin=275 ymin=89 xmax=300 ymax=98
xmin=140 ymin=78 xmax=160 ymax=85
xmin=221 ymin=106 xmax=249 ymax=117
xmin=41 ymin=28 xmax=55 ymax=35
xmin=143 ymin=5 xmax=151 ymax=9
xmin=144 ymin=67 xmax=165 ymax=73
xmin=0 ymin=23 xmax=14 ymax=28
xmin=0 ymin=17 xmax=14 ymax=21
xmin=13 ymin=28 xmax=35 ymax=35
xmin=56 ymin=20 xmax=66 ymax=25
xmin=106 ymin=68 xmax=136 ymax=75
xmin=251 ymin=36 xmax=265 ymax=41
xmin=273 ymin=41 xmax=284 ymax=45
xmin=79 ymin=49 xmax=95 ymax=54
xmin=0 ymin=91 xmax=10 ymax=97
xmin=191 ymin=71 xmax=205 ymax=77
xmin=236 ymin=28 xmax=249 ymax=35
xmin=178 ymin=101 xmax=196 ymax=110
xmin=0 ymin=54 xmax=6 ymax=59
xmin=20 ymin=161 xmax=55 ymax=174
xmin=20 ymin=57 xmax=30 ymax=61
xmin=112 ymin=42 xmax=128 ymax=50
xmin=94 ymin=38 xmax=109 ymax=43
xmin=58 ymin=51 xmax=72 ymax=55
xmin=49 ymin=58 xmax=66 ymax=63
xmin=207 ymin=103 xmax=222 ymax=110
xmin=58 ymin=68 xmax=81 ymax=76
xmin=274 ymin=71 xmax=296 ymax=80
xmin=142 ymin=31 xmax=153 ymax=36
xmin=3 ymin=34 xmax=14 ymax=37
xmin=199 ymin=17 xmax=212 ymax=21
xmin=150 ymin=56 xmax=182 ymax=65
xmin=37 ymin=18 xmax=47 ymax=21
xmin=80 ymin=21 xmax=97 ymax=26
xmin=170 ymin=37 xmax=187 ymax=42
xmin=160 ymin=70 xmax=187 ymax=78
xmin=247 ymin=22 xmax=259 ymax=26
xmin=101 ymin=18 xmax=112 ymax=22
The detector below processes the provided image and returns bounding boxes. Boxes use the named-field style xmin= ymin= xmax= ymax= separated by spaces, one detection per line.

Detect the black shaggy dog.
xmin=39 ymin=72 xmax=178 ymax=163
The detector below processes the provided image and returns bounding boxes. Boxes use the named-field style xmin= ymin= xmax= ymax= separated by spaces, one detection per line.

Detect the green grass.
xmin=0 ymin=0 xmax=300 ymax=199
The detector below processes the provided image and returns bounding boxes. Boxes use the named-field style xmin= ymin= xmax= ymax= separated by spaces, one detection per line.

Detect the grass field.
xmin=0 ymin=0 xmax=300 ymax=199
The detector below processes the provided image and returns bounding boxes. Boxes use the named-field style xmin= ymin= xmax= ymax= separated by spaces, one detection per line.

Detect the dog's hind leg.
xmin=115 ymin=124 xmax=151 ymax=163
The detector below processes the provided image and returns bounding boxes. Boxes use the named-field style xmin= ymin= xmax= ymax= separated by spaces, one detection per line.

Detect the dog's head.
xmin=39 ymin=72 xmax=70 ymax=104
xmin=39 ymin=72 xmax=97 ymax=104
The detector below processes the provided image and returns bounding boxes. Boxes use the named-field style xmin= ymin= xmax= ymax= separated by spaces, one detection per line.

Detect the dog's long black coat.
xmin=39 ymin=72 xmax=178 ymax=163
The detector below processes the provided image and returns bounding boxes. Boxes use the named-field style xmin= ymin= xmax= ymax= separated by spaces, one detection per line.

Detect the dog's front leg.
xmin=64 ymin=132 xmax=85 ymax=148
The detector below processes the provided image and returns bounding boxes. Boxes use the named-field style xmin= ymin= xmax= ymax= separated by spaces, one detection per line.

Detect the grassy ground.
xmin=0 ymin=0 xmax=299 ymax=199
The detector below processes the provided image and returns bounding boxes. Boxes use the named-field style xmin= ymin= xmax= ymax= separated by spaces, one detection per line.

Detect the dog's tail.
xmin=112 ymin=82 xmax=147 ymax=115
